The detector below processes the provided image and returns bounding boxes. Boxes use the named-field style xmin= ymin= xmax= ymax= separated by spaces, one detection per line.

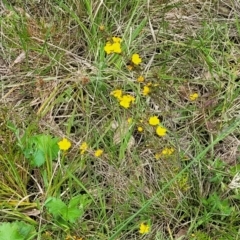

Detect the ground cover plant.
xmin=0 ymin=0 xmax=240 ymax=239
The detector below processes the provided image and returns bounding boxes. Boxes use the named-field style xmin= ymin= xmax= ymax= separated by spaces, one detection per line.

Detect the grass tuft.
xmin=1 ymin=0 xmax=240 ymax=239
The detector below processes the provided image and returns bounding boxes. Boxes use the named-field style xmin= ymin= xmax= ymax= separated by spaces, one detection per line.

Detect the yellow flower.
xmin=137 ymin=75 xmax=144 ymax=82
xmin=58 ymin=138 xmax=71 ymax=151
xmin=112 ymin=37 xmax=122 ymax=43
xmin=104 ymin=37 xmax=122 ymax=54
xmin=189 ymin=93 xmax=199 ymax=101
xmin=111 ymin=89 xmax=123 ymax=100
xmin=80 ymin=142 xmax=88 ymax=155
xmin=149 ymin=116 xmax=160 ymax=126
xmin=94 ymin=149 xmax=103 ymax=157
xmin=132 ymin=53 xmax=142 ymax=65
xmin=104 ymin=42 xmax=113 ymax=54
xmin=119 ymin=95 xmax=135 ymax=109
xmin=126 ymin=95 xmax=135 ymax=102
xmin=111 ymin=90 xmax=135 ymax=108
xmin=120 ymin=99 xmax=130 ymax=108
xmin=112 ymin=42 xmax=122 ymax=54
xmin=156 ymin=126 xmax=167 ymax=137
xmin=137 ymin=126 xmax=143 ymax=132
xmin=142 ymin=86 xmax=151 ymax=96
xmin=139 ymin=222 xmax=150 ymax=234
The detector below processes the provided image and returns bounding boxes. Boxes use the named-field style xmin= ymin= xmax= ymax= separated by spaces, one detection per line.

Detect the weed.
xmin=1 ymin=0 xmax=240 ymax=239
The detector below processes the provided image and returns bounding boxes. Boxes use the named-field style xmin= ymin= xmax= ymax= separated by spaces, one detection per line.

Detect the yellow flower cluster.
xmin=120 ymin=95 xmax=135 ymax=108
xmin=126 ymin=53 xmax=142 ymax=70
xmin=58 ymin=138 xmax=103 ymax=157
xmin=80 ymin=143 xmax=103 ymax=157
xmin=136 ymin=76 xmax=159 ymax=96
xmin=148 ymin=116 xmax=167 ymax=137
xmin=104 ymin=37 xmax=122 ymax=54
xmin=111 ymin=89 xmax=135 ymax=109
xmin=104 ymin=36 xmax=142 ymax=68
xmin=162 ymin=147 xmax=174 ymax=155
xmin=104 ymin=35 xmax=168 ymax=142
xmin=128 ymin=118 xmax=144 ymax=133
xmin=142 ymin=82 xmax=159 ymax=96
xmin=126 ymin=116 xmax=167 ymax=137
xmin=155 ymin=147 xmax=174 ymax=160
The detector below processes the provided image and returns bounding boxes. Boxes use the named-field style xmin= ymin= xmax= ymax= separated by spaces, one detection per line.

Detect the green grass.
xmin=1 ymin=0 xmax=240 ymax=239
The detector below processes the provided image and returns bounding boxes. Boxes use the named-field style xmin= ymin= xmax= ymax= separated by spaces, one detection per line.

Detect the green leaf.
xmin=45 ymin=197 xmax=67 ymax=218
xmin=64 ymin=207 xmax=83 ymax=223
xmin=16 ymin=221 xmax=36 ymax=239
xmin=32 ymin=134 xmax=59 ymax=161
xmin=0 ymin=221 xmax=36 ymax=240
xmin=32 ymin=149 xmax=45 ymax=167
xmin=22 ymin=134 xmax=59 ymax=167
xmin=67 ymin=196 xmax=84 ymax=222
xmin=68 ymin=195 xmax=82 ymax=209
xmin=45 ymin=195 xmax=92 ymax=224
xmin=66 ymin=195 xmax=91 ymax=223
xmin=0 ymin=222 xmax=23 ymax=240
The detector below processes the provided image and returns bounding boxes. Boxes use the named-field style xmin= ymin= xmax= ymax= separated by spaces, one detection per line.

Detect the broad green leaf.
xmin=0 ymin=222 xmax=23 ymax=240
xmin=33 ymin=134 xmax=59 ymax=160
xmin=32 ymin=149 xmax=45 ymax=167
xmin=16 ymin=221 xmax=36 ymax=239
xmin=45 ymin=197 xmax=67 ymax=218
xmin=68 ymin=195 xmax=82 ymax=209
xmin=66 ymin=195 xmax=91 ymax=223
xmin=45 ymin=195 xmax=91 ymax=223
xmin=64 ymin=198 xmax=82 ymax=223
xmin=64 ymin=207 xmax=83 ymax=223
xmin=22 ymin=134 xmax=59 ymax=167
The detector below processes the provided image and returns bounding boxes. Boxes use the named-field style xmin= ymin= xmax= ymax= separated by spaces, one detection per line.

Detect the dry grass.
xmin=1 ymin=0 xmax=240 ymax=239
